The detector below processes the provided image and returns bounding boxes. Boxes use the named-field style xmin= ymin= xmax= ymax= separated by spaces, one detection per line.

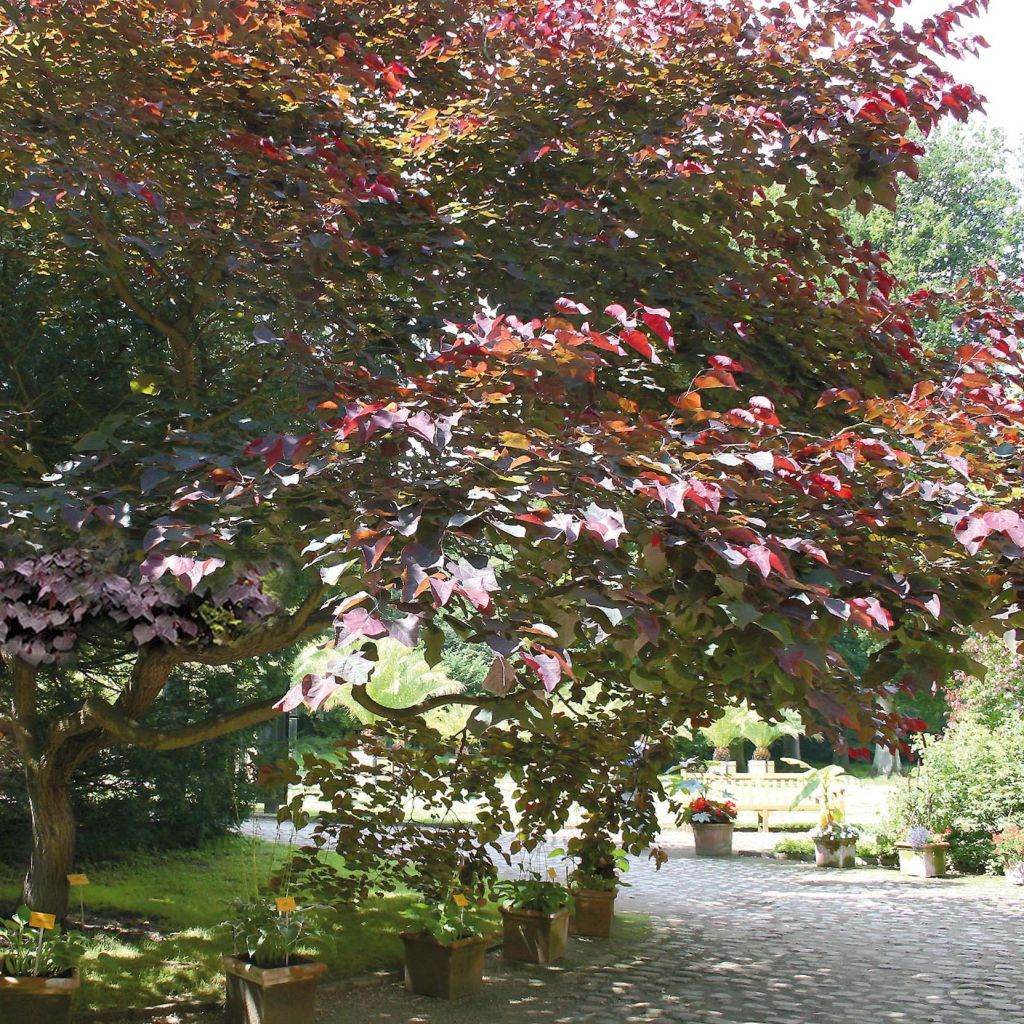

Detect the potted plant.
xmin=555 ymin=835 xmax=629 ymax=939
xmin=494 ymin=873 xmax=573 ymax=964
xmin=223 ymin=897 xmax=327 ymax=1024
xmin=993 ymin=825 xmax=1024 ymax=885
xmin=698 ymin=707 xmax=746 ymax=773
xmin=784 ymin=761 xmax=858 ymax=868
xmin=674 ymin=779 xmax=738 ymax=856
xmin=742 ymin=711 xmax=803 ymax=775
xmin=401 ymin=888 xmax=493 ymax=1000
xmin=896 ymin=826 xmax=950 ymax=878
xmin=809 ymin=819 xmax=860 ymax=868
xmin=0 ymin=906 xmax=86 ymax=1024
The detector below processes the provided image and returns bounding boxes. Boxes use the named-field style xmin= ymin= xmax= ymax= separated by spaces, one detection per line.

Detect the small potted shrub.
xmin=494 ymin=874 xmax=572 ymax=964
xmin=993 ymin=825 xmax=1024 ymax=885
xmin=809 ymin=819 xmax=860 ymax=868
xmin=223 ymin=897 xmax=327 ymax=1024
xmin=896 ymin=826 xmax=950 ymax=878
xmin=555 ymin=836 xmax=629 ymax=939
xmin=698 ymin=707 xmax=746 ymax=773
xmin=401 ymin=888 xmax=493 ymax=1000
xmin=678 ymin=793 xmax=738 ymax=856
xmin=742 ymin=711 xmax=802 ymax=775
xmin=0 ymin=906 xmax=86 ymax=1024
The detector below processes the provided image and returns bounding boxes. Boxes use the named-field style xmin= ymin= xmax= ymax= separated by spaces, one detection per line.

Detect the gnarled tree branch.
xmin=349 ymin=683 xmax=493 ymax=721
xmin=82 ymin=694 xmax=280 ymax=751
xmin=173 ymin=584 xmax=331 ymax=666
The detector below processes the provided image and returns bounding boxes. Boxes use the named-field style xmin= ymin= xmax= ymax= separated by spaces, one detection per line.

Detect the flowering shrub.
xmin=810 ymin=821 xmax=859 ymax=843
xmin=680 ymin=796 xmax=737 ymax=825
xmin=878 ymin=669 xmax=1024 ymax=873
xmin=992 ymin=826 xmax=1024 ymax=867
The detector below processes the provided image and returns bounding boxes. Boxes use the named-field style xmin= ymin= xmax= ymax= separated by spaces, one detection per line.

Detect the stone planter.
xmin=706 ymin=760 xmax=736 ymax=775
xmin=746 ymin=759 xmax=775 ymax=775
xmin=569 ymin=889 xmax=616 ymax=938
xmin=223 ymin=956 xmax=327 ymax=1024
xmin=692 ymin=822 xmax=734 ymax=858
xmin=896 ymin=842 xmax=949 ymax=879
xmin=0 ymin=969 xmax=79 ymax=1024
xmin=401 ymin=932 xmax=490 ymax=1000
xmin=1004 ymin=862 xmax=1024 ymax=886
xmin=500 ymin=907 xmax=570 ymax=964
xmin=813 ymin=837 xmax=857 ymax=869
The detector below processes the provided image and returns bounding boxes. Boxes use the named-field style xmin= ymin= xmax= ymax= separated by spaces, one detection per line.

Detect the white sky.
xmin=902 ymin=0 xmax=1024 ymax=142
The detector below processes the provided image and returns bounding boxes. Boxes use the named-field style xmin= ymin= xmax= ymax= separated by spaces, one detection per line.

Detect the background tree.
xmin=845 ymin=122 xmax=1024 ymax=291
xmin=1 ymin=0 xmax=1023 ymax=918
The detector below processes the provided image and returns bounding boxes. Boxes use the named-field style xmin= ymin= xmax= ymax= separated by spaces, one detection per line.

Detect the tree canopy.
xmin=1 ymin=0 xmax=1023 ymax=913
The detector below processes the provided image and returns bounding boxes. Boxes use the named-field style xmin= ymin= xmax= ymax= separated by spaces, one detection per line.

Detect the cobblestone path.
xmin=316 ymin=851 xmax=1024 ymax=1024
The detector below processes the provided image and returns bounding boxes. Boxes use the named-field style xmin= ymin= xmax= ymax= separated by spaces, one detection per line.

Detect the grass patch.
xmin=0 ymin=836 xmax=499 ymax=1013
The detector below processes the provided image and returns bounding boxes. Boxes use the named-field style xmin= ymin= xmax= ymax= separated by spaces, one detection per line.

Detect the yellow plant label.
xmin=29 ymin=912 xmax=56 ymax=930
xmin=275 ymin=897 xmax=297 ymax=913
xmin=452 ymin=894 xmax=470 ymax=908
xmin=67 ymin=874 xmax=90 ymax=886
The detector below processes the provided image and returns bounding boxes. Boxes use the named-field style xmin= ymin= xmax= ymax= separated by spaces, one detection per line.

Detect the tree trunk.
xmin=871 ymin=743 xmax=902 ymax=778
xmin=23 ymin=765 xmax=76 ymax=920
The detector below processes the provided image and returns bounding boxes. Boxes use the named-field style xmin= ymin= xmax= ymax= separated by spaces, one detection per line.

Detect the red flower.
xmin=848 ymin=746 xmax=872 ymax=761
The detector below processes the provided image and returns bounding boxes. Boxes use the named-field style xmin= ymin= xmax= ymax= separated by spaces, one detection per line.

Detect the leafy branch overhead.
xmin=0 ymin=0 xmax=1022 ymax=776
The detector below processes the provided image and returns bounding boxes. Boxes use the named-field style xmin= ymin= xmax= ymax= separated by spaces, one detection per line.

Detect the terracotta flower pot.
xmin=223 ymin=955 xmax=327 ymax=1024
xmin=569 ymin=889 xmax=616 ymax=938
xmin=500 ymin=907 xmax=570 ymax=964
xmin=813 ymin=838 xmax=857 ymax=869
xmin=1005 ymin=862 xmax=1024 ymax=886
xmin=401 ymin=932 xmax=490 ymax=1000
xmin=896 ymin=842 xmax=949 ymax=879
xmin=692 ymin=822 xmax=734 ymax=857
xmin=0 ymin=969 xmax=79 ymax=1024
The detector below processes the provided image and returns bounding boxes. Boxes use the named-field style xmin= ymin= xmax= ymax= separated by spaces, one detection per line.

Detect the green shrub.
xmin=878 ymin=715 xmax=1024 ymax=873
xmin=773 ymin=838 xmax=814 ymax=859
xmin=855 ymin=837 xmax=883 ymax=865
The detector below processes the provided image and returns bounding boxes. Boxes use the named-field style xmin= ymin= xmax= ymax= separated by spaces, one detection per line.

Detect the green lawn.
xmin=0 ymin=837 xmax=489 ymax=1013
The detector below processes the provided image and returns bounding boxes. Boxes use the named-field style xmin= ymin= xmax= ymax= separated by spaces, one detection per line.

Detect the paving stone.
xmin=220 ymin=825 xmax=1024 ymax=1024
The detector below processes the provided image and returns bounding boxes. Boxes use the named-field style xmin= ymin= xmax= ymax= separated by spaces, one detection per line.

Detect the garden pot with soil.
xmin=896 ymin=842 xmax=949 ymax=879
xmin=569 ymin=889 xmax=616 ymax=938
xmin=223 ymin=956 xmax=327 ymax=1024
xmin=500 ymin=907 xmax=570 ymax=964
xmin=692 ymin=822 xmax=734 ymax=857
xmin=813 ymin=837 xmax=857 ymax=868
xmin=401 ymin=932 xmax=490 ymax=1000
xmin=0 ymin=969 xmax=79 ymax=1024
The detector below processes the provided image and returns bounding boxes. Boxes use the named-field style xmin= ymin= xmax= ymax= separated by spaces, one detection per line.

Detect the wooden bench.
xmin=677 ymin=772 xmax=844 ymax=833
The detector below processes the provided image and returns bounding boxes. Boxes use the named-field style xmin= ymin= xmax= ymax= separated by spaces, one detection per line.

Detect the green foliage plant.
xmin=742 ymin=709 xmax=803 ymax=761
xmin=773 ymin=838 xmax=814 ymax=859
xmin=224 ymin=898 xmax=325 ymax=969
xmin=0 ymin=907 xmax=86 ymax=978
xmin=493 ymin=875 xmax=573 ymax=916
xmin=406 ymin=886 xmax=491 ymax=946
xmin=552 ymin=832 xmax=630 ymax=893
xmin=784 ymin=759 xmax=854 ymax=835
xmin=699 ymin=707 xmax=749 ymax=761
